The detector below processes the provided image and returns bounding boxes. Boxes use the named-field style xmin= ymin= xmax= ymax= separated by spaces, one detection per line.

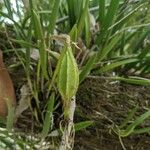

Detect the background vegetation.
xmin=0 ymin=0 xmax=150 ymax=149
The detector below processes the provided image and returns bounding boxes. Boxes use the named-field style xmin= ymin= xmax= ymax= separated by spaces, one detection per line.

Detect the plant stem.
xmin=59 ymin=96 xmax=76 ymax=150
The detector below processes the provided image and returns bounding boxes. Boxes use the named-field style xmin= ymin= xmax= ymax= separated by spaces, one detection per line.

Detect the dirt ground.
xmin=74 ymin=77 xmax=150 ymax=150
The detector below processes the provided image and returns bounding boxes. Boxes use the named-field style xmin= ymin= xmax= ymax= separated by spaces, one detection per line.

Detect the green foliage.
xmin=6 ymin=99 xmax=15 ymax=132
xmin=109 ymin=76 xmax=150 ymax=86
xmin=41 ymin=92 xmax=55 ymax=138
xmin=114 ymin=108 xmax=150 ymax=137
xmin=0 ymin=0 xmax=150 ymax=148
xmin=48 ymin=0 xmax=61 ymax=34
xmin=74 ymin=121 xmax=93 ymax=131
xmin=79 ymin=53 xmax=96 ymax=83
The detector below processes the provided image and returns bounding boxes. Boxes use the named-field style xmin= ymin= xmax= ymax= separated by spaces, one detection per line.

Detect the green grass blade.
xmin=0 ymin=11 xmax=26 ymax=38
xmin=10 ymin=39 xmax=34 ymax=48
xmin=98 ymin=0 xmax=105 ymax=26
xmin=69 ymin=24 xmax=78 ymax=53
xmin=69 ymin=24 xmax=78 ymax=42
xmin=42 ymin=93 xmax=55 ymax=138
xmin=119 ymin=105 xmax=139 ymax=129
xmin=96 ymin=35 xmax=121 ymax=62
xmin=48 ymin=0 xmax=61 ymax=34
xmin=84 ymin=12 xmax=91 ymax=47
xmin=103 ymin=0 xmax=119 ymax=31
xmin=109 ymin=2 xmax=147 ymax=30
xmin=66 ymin=0 xmax=76 ymax=28
xmin=74 ymin=121 xmax=93 ymax=132
xmin=110 ymin=76 xmax=150 ymax=86
xmin=6 ymin=99 xmax=15 ymax=132
xmin=32 ymin=10 xmax=43 ymax=39
xmin=133 ymin=127 xmax=150 ymax=134
xmin=3 ymin=0 xmax=13 ymax=19
xmin=77 ymin=0 xmax=89 ymax=37
xmin=79 ymin=53 xmax=96 ymax=83
xmin=95 ymin=58 xmax=138 ymax=74
xmin=120 ymin=110 xmax=150 ymax=137
xmin=96 ymin=0 xmax=119 ymax=44
xmin=32 ymin=10 xmax=48 ymax=79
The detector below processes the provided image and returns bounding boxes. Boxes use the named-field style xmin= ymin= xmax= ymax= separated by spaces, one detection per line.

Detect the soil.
xmin=74 ymin=77 xmax=150 ymax=150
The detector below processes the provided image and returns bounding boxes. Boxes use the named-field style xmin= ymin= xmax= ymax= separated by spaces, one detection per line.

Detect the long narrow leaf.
xmin=42 ymin=93 xmax=55 ymax=138
xmin=96 ymin=35 xmax=121 ymax=62
xmin=48 ymin=0 xmax=61 ymax=34
xmin=119 ymin=106 xmax=138 ymax=129
xmin=77 ymin=0 xmax=89 ymax=37
xmin=103 ymin=0 xmax=119 ymax=30
xmin=95 ymin=58 xmax=139 ymax=74
xmin=80 ymin=53 xmax=96 ymax=83
xmin=75 ymin=121 xmax=93 ymax=132
xmin=99 ymin=0 xmax=105 ymax=26
xmin=32 ymin=10 xmax=48 ymax=79
xmin=120 ymin=110 xmax=150 ymax=137
xmin=110 ymin=76 xmax=150 ymax=86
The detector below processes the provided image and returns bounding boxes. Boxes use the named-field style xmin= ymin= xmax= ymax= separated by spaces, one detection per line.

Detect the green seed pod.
xmin=57 ymin=43 xmax=79 ymax=109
